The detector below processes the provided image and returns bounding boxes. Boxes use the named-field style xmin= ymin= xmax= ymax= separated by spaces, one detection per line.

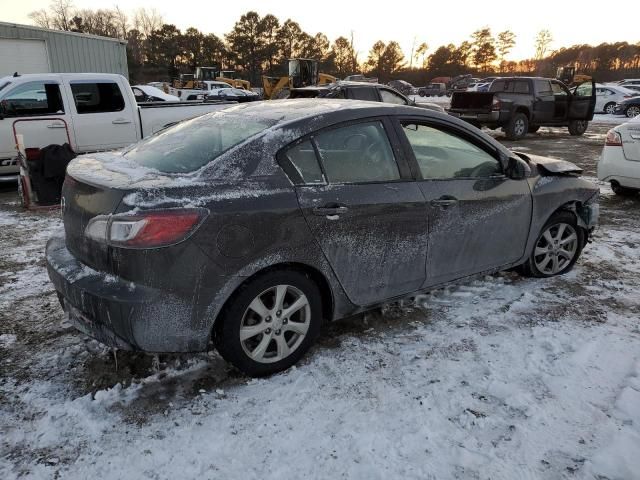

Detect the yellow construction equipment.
xmin=556 ymin=66 xmax=592 ymax=87
xmin=172 ymin=67 xmax=250 ymax=90
xmin=262 ymin=59 xmax=336 ymax=100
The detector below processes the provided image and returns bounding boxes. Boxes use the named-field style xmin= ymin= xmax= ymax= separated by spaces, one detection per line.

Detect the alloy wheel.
xmin=240 ymin=285 xmax=311 ymax=364
xmin=627 ymin=106 xmax=640 ymax=118
xmin=533 ymin=223 xmax=579 ymax=275
xmin=514 ymin=118 xmax=526 ymax=136
xmin=605 ymin=103 xmax=616 ymax=115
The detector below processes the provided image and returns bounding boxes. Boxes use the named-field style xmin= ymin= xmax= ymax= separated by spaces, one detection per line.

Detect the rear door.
xmin=394 ymin=119 xmax=532 ymax=286
xmin=532 ymin=79 xmax=555 ymax=122
xmin=620 ymin=121 xmax=640 ymax=162
xmin=65 ymin=79 xmax=138 ymax=152
xmin=281 ymin=118 xmax=428 ymax=306
xmin=0 ymin=79 xmax=74 ymax=168
xmin=569 ymin=81 xmax=596 ymax=120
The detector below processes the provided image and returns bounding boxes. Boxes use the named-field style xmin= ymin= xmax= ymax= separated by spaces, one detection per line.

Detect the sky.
xmin=4 ymin=0 xmax=640 ymax=63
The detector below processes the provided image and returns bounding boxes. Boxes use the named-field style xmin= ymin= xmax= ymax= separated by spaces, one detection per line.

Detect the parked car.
xmin=417 ymin=83 xmax=448 ymax=97
xmin=595 ymin=84 xmax=638 ymax=114
xmin=449 ymin=77 xmax=596 ymax=140
xmin=619 ymin=79 xmax=640 ymax=87
xmin=289 ymin=81 xmax=445 ymax=113
xmin=613 ymin=96 xmax=640 ymax=118
xmin=132 ymin=85 xmax=180 ymax=103
xmin=214 ymin=87 xmax=260 ymax=102
xmin=343 ymin=74 xmax=378 ymax=83
xmin=388 ymin=80 xmax=415 ymax=96
xmin=46 ymin=99 xmax=599 ymax=376
xmin=466 ymin=77 xmax=499 ymax=92
xmin=0 ymin=73 xmax=235 ymax=183
xmin=623 ymin=85 xmax=640 ymax=94
xmin=598 ymin=114 xmax=640 ymax=195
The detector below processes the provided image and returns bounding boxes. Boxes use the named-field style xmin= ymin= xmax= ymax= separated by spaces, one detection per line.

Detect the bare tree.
xmin=534 ymin=30 xmax=553 ymax=60
xmin=133 ymin=8 xmax=163 ymax=38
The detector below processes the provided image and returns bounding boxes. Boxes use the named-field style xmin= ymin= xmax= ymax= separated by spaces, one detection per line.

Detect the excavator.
xmin=262 ymin=58 xmax=336 ymax=100
xmin=556 ymin=65 xmax=592 ymax=87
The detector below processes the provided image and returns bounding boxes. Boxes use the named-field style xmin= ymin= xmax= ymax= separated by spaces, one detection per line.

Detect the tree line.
xmin=30 ymin=1 xmax=640 ymax=84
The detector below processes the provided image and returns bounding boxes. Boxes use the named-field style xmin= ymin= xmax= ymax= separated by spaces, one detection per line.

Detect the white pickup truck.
xmin=0 ymin=73 xmax=235 ymax=182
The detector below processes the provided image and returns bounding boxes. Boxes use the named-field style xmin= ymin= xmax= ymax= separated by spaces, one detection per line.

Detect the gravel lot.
xmin=1 ymin=122 xmax=639 ymax=480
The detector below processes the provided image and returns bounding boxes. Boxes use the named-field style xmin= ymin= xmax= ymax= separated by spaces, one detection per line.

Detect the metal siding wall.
xmin=0 ymin=23 xmax=128 ymax=78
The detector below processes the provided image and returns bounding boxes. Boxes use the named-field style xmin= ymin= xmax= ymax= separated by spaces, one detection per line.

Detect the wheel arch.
xmin=514 ymin=106 xmax=530 ymax=119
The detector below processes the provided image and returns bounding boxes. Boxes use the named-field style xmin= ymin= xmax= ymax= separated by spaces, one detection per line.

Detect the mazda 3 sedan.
xmin=46 ymin=100 xmax=599 ymax=376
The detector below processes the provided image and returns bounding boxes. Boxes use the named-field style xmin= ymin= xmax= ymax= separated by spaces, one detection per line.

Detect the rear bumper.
xmin=598 ymin=147 xmax=640 ymax=189
xmin=448 ymin=110 xmax=500 ymax=124
xmin=46 ymin=235 xmax=212 ymax=352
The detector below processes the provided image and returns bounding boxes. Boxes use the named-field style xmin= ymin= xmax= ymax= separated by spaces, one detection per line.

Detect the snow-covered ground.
xmin=1 ymin=126 xmax=640 ymax=479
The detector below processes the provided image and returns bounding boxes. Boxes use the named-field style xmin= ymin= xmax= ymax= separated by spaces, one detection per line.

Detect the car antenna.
xmin=13 ymin=72 xmax=20 ymax=77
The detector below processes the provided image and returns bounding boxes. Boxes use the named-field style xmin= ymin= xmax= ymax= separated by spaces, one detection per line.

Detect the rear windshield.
xmin=123 ymin=111 xmax=276 ymax=173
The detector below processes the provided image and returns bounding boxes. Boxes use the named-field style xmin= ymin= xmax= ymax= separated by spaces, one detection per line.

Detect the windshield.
xmin=123 ymin=111 xmax=276 ymax=173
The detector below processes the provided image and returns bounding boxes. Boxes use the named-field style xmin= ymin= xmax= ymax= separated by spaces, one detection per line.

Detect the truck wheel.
xmin=520 ymin=211 xmax=584 ymax=278
xmin=528 ymin=125 xmax=540 ymax=133
xmin=505 ymin=113 xmax=528 ymax=140
xmin=604 ymin=102 xmax=616 ymax=115
xmin=611 ymin=181 xmax=638 ymax=197
xmin=568 ymin=120 xmax=588 ymax=136
xmin=419 ymin=91 xmax=426 ymax=97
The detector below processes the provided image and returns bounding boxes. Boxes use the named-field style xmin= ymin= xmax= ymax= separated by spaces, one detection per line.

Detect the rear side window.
xmin=514 ymin=81 xmax=530 ymax=94
xmin=314 ymin=121 xmax=400 ymax=183
xmin=348 ymin=87 xmax=379 ymax=101
xmin=490 ymin=80 xmax=530 ymax=94
xmin=123 ymin=112 xmax=276 ymax=173
xmin=283 ymin=140 xmax=325 ymax=184
xmin=0 ymin=81 xmax=64 ymax=117
xmin=70 ymin=82 xmax=125 ymax=114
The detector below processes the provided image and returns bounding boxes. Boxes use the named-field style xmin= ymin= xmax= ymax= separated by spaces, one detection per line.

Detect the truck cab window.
xmin=70 ymin=82 xmax=125 ymax=114
xmin=0 ymin=82 xmax=64 ymax=117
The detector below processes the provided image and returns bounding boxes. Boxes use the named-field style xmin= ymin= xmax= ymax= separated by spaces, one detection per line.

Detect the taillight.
xmin=605 ymin=129 xmax=623 ymax=146
xmin=85 ymin=208 xmax=208 ymax=249
xmin=491 ymin=98 xmax=501 ymax=111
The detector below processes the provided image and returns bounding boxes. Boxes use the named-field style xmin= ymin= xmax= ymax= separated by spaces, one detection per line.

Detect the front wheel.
xmin=611 ymin=181 xmax=638 ymax=196
xmin=568 ymin=120 xmax=588 ymax=136
xmin=505 ymin=112 xmax=529 ymax=140
xmin=521 ymin=212 xmax=584 ymax=278
xmin=214 ymin=270 xmax=323 ymax=376
xmin=626 ymin=105 xmax=640 ymax=118
xmin=419 ymin=91 xmax=426 ymax=97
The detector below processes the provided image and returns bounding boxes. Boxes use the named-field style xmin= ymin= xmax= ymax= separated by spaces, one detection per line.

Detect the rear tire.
xmin=505 ymin=112 xmax=529 ymax=140
xmin=611 ymin=181 xmax=638 ymax=196
xmin=214 ymin=270 xmax=323 ymax=377
xmin=419 ymin=91 xmax=426 ymax=97
xmin=603 ymin=102 xmax=616 ymax=115
xmin=568 ymin=120 xmax=588 ymax=136
xmin=521 ymin=211 xmax=584 ymax=278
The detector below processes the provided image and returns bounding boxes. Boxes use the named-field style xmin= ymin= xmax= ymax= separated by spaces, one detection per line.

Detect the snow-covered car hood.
xmin=514 ymin=152 xmax=583 ymax=175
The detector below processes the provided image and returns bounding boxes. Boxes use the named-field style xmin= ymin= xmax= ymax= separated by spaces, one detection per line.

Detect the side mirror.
xmin=506 ymin=156 xmax=531 ymax=180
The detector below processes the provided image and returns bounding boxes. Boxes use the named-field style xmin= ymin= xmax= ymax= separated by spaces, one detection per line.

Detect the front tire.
xmin=626 ymin=105 xmax=640 ymax=118
xmin=521 ymin=212 xmax=584 ymax=278
xmin=611 ymin=181 xmax=638 ymax=196
xmin=505 ymin=112 xmax=529 ymax=140
xmin=419 ymin=91 xmax=426 ymax=97
xmin=214 ymin=270 xmax=323 ymax=377
xmin=568 ymin=120 xmax=588 ymax=136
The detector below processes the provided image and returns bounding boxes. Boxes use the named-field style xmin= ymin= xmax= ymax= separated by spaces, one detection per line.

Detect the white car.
xmin=598 ymin=115 xmax=640 ymax=195
xmin=132 ymin=85 xmax=179 ymax=102
xmin=595 ymin=84 xmax=638 ymax=114
xmin=619 ymin=79 xmax=640 ymax=87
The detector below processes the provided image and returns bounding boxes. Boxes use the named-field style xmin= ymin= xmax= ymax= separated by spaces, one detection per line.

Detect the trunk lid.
xmin=62 ymin=152 xmax=178 ymax=272
xmin=620 ymin=118 xmax=640 ymax=162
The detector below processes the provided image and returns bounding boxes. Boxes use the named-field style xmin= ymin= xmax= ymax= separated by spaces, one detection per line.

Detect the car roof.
xmin=0 ymin=73 xmax=126 ymax=84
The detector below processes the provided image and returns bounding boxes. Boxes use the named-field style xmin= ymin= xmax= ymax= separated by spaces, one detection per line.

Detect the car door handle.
xmin=312 ymin=204 xmax=349 ymax=216
xmin=47 ymin=123 xmax=66 ymax=129
xmin=112 ymin=119 xmax=132 ymax=125
xmin=430 ymin=196 xmax=458 ymax=208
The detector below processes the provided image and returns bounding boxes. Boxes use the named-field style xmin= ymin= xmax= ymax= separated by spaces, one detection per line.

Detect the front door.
xmin=395 ymin=120 xmax=532 ymax=286
xmin=66 ymin=79 xmax=138 ymax=152
xmin=286 ymin=119 xmax=428 ymax=306
xmin=569 ymin=81 xmax=596 ymax=120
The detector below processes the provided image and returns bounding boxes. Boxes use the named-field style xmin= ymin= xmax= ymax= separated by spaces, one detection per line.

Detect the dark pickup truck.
xmin=449 ymin=77 xmax=596 ymax=140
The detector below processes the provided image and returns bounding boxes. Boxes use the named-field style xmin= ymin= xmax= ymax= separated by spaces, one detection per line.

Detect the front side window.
xmin=380 ymin=89 xmax=407 ymax=105
xmin=401 ymin=123 xmax=501 ymax=179
xmin=314 ymin=121 xmax=400 ymax=183
xmin=70 ymin=82 xmax=125 ymax=114
xmin=348 ymin=87 xmax=379 ymax=102
xmin=551 ymin=82 xmax=568 ymax=96
xmin=535 ymin=80 xmax=553 ymax=95
xmin=0 ymin=81 xmax=64 ymax=117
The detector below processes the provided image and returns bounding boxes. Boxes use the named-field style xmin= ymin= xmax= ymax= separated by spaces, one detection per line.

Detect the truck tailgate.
xmin=450 ymin=92 xmax=495 ymax=112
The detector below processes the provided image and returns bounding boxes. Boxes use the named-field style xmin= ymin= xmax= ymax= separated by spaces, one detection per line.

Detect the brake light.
xmin=492 ymin=98 xmax=501 ymax=111
xmin=85 ymin=209 xmax=208 ymax=248
xmin=605 ymin=129 xmax=623 ymax=146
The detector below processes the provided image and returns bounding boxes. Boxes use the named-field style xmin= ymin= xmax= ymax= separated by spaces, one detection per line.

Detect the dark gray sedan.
xmin=46 ymin=100 xmax=599 ymax=376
